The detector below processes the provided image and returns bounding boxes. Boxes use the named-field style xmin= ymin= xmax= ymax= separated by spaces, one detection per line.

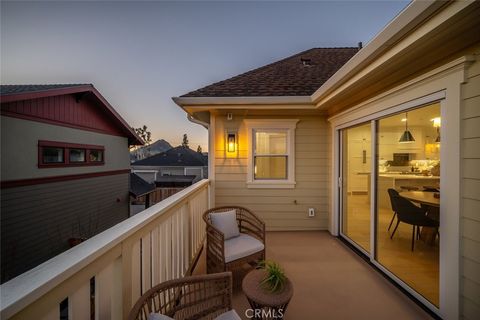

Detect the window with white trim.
xmin=245 ymin=119 xmax=298 ymax=188
xmin=254 ymin=131 xmax=288 ymax=179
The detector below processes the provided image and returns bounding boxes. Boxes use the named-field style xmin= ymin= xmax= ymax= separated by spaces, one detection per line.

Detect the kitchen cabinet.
xmin=346 ymin=128 xmax=371 ymax=193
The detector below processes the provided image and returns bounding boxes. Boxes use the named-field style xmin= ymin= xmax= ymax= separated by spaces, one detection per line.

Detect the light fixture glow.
xmin=430 ymin=117 xmax=441 ymax=142
xmin=401 ymin=118 xmax=407 ymax=122
xmin=431 ymin=117 xmax=441 ymax=128
xmin=399 ymin=112 xmax=415 ymax=143
xmin=227 ymin=133 xmax=236 ymax=152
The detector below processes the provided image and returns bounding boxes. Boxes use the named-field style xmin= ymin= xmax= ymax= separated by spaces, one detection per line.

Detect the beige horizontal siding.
xmin=463 ymin=95 xmax=480 ymax=119
xmin=214 ymin=114 xmax=330 ymax=231
xmin=461 ymin=55 xmax=480 ymax=319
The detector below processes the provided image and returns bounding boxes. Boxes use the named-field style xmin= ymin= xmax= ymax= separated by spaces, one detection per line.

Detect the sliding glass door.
xmin=339 ymin=102 xmax=441 ymax=309
xmin=375 ymin=103 xmax=440 ymax=306
xmin=340 ymin=123 xmax=371 ymax=253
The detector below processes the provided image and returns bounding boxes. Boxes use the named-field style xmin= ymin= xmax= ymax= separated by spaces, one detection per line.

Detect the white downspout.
xmin=187 ymin=114 xmax=209 ymax=129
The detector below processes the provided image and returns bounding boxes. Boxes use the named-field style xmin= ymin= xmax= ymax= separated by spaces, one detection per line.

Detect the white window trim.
xmin=245 ymin=119 xmax=299 ymax=188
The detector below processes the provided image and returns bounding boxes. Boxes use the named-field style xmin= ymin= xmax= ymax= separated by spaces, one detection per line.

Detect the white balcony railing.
xmin=0 ymin=179 xmax=210 ymax=320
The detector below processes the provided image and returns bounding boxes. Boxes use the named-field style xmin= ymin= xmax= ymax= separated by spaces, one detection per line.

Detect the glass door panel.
xmin=341 ymin=123 xmax=371 ymax=253
xmin=375 ymin=103 xmax=440 ymax=306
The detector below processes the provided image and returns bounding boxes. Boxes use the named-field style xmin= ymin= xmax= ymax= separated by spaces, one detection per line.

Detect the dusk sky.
xmin=1 ymin=1 xmax=409 ymax=151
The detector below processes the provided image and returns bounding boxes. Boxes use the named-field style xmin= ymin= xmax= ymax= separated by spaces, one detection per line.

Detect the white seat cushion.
xmin=224 ymin=233 xmax=264 ymax=263
xmin=214 ymin=309 xmax=242 ymax=320
xmin=148 ymin=312 xmax=174 ymax=320
xmin=210 ymin=210 xmax=240 ymax=240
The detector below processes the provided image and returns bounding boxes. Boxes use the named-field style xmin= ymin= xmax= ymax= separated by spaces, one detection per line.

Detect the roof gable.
xmin=0 ymin=84 xmax=143 ymax=145
xmin=181 ymin=47 xmax=359 ymax=97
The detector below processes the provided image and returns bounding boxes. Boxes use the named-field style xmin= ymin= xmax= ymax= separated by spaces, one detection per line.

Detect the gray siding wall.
xmin=460 ymin=51 xmax=480 ymax=319
xmin=1 ymin=116 xmax=130 ymax=181
xmin=1 ymin=173 xmax=129 ymax=283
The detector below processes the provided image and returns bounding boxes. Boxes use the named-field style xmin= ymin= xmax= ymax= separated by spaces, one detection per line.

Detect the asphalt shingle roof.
xmin=132 ymin=146 xmax=207 ymax=167
xmin=129 ymin=173 xmax=156 ymax=198
xmin=0 ymin=84 xmax=89 ymax=96
xmin=181 ymin=47 xmax=359 ymax=97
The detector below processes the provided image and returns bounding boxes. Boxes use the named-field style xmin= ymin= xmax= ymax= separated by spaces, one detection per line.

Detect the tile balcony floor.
xmin=194 ymin=231 xmax=432 ymax=320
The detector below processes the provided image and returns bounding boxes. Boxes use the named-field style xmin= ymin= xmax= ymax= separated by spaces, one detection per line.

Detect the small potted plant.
xmin=257 ymin=260 xmax=288 ymax=293
xmin=242 ymin=260 xmax=293 ymax=319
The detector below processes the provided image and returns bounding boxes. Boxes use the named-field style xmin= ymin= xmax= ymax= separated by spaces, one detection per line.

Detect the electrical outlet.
xmin=308 ymin=208 xmax=315 ymax=217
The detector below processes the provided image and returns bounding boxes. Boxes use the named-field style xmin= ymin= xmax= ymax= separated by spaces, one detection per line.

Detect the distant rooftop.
xmin=181 ymin=47 xmax=359 ymax=97
xmin=0 ymin=84 xmax=89 ymax=96
xmin=129 ymin=173 xmax=155 ymax=198
xmin=132 ymin=146 xmax=207 ymax=167
xmin=155 ymin=175 xmax=197 ymax=188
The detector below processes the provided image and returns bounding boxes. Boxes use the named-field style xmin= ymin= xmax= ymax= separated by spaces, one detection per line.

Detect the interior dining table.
xmin=400 ymin=191 xmax=440 ymax=207
xmin=400 ymin=190 xmax=439 ymax=244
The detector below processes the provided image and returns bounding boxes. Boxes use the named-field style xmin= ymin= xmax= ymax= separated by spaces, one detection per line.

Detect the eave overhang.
xmin=172 ymin=96 xmax=315 ymax=118
xmin=312 ymin=0 xmax=480 ymax=115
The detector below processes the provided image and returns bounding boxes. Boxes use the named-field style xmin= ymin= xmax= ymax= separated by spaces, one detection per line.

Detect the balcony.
xmin=0 ymin=179 xmax=430 ymax=319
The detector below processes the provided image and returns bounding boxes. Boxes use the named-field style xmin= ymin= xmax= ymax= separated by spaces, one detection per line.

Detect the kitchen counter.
xmin=379 ymin=173 xmax=440 ymax=179
xmin=377 ymin=174 xmax=440 ymax=209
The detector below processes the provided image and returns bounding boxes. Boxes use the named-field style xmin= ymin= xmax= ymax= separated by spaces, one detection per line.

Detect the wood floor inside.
xmin=343 ymin=194 xmax=439 ymax=307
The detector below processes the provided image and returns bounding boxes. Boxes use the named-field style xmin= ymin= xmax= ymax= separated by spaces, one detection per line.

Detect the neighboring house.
xmin=131 ymin=146 xmax=208 ymax=183
xmin=173 ymin=2 xmax=480 ymax=319
xmin=0 ymin=84 xmax=142 ymax=283
xmin=129 ymin=172 xmax=156 ymax=215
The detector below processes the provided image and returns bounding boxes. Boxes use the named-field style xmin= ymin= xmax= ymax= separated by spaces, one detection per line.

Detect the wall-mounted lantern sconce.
xmin=227 ymin=132 xmax=237 ymax=153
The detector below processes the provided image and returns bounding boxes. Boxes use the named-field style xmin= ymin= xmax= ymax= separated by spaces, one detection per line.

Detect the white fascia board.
xmin=311 ymin=0 xmax=446 ymax=105
xmin=172 ymin=95 xmax=313 ymax=107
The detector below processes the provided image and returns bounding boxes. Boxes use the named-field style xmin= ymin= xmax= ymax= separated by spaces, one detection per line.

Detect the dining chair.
xmin=387 ymin=188 xmax=439 ymax=251
xmin=387 ymin=188 xmax=400 ymax=231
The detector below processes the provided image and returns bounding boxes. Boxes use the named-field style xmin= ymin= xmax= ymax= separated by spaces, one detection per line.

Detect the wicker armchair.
xmin=128 ymin=272 xmax=236 ymax=320
xmin=203 ymin=206 xmax=266 ymax=274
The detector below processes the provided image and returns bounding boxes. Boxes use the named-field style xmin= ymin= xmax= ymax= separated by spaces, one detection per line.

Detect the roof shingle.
xmin=181 ymin=47 xmax=359 ymax=97
xmin=129 ymin=173 xmax=156 ymax=198
xmin=132 ymin=146 xmax=207 ymax=167
xmin=0 ymin=84 xmax=89 ymax=96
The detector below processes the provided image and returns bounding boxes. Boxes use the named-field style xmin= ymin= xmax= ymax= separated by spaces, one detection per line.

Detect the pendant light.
xmin=399 ymin=112 xmax=415 ymax=143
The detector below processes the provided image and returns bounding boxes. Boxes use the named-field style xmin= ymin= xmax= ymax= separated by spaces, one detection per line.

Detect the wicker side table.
xmin=242 ymin=270 xmax=293 ymax=320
